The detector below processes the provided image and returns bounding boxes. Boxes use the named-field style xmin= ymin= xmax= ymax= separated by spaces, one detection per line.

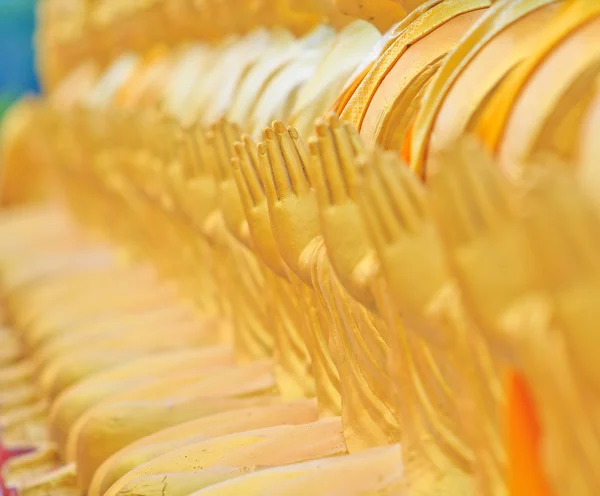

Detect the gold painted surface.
xmin=340 ymin=0 xmax=491 ymax=132
xmin=259 ymin=122 xmax=402 ymax=451
xmin=476 ymin=0 xmax=600 ymax=153
xmin=5 ymin=2 xmax=600 ymax=496
xmin=411 ymin=0 xmax=560 ymax=177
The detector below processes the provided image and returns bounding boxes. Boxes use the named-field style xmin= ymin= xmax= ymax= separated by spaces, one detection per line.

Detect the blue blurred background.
xmin=0 ymin=0 xmax=38 ymax=119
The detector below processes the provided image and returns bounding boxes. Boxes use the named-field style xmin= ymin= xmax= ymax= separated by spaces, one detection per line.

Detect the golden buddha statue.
xmin=2 ymin=113 xmax=469 ymax=496
xmin=0 ymin=112 xmax=228 ymax=468
xmin=2 ymin=109 xmax=269 ymax=492
xmin=12 ymin=119 xmax=215 ymax=354
xmin=304 ymin=118 xmax=404 ymax=451
xmin=359 ymin=142 xmax=506 ymax=496
xmin=60 ymin=117 xmax=295 ymax=492
xmin=474 ymin=0 xmax=600 ymax=167
xmin=305 ymin=115 xmax=472 ymax=490
xmin=517 ymin=165 xmax=600 ymax=496
xmin=48 ymin=103 xmax=318 ymax=496
xmin=213 ymin=120 xmax=314 ymax=397
xmin=287 ymin=19 xmax=381 ymax=139
xmin=5 ymin=0 xmax=600 ymax=495
xmin=341 ymin=0 xmax=492 ymax=151
xmin=239 ymin=135 xmax=343 ymax=417
xmin=60 ymin=117 xmax=336 ymax=496
xmin=195 ymin=121 xmax=274 ymax=363
xmin=426 ymin=140 xmax=600 ymax=496
xmin=86 ymin=120 xmax=345 ymax=496
xmin=409 ymin=0 xmax=561 ymax=177
xmin=242 ymin=29 xmax=337 ymax=139
xmin=0 ymin=88 xmax=206 ymax=476
xmin=137 ymin=115 xmax=473 ymax=496
xmin=206 ymin=1 xmax=382 ymax=140
xmin=75 ymin=15 xmax=378 ymax=474
xmin=99 ymin=120 xmax=403 ymax=496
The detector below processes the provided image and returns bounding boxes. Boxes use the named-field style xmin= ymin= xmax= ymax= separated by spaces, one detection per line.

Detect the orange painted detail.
xmin=507 ymin=369 xmax=554 ymax=496
xmin=476 ymin=0 xmax=600 ymax=152
xmin=476 ymin=63 xmax=532 ymax=153
xmin=402 ymin=121 xmax=414 ymax=165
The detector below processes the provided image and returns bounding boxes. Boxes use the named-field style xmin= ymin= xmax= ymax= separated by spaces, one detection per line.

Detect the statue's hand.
xmin=140 ymin=114 xmax=180 ymax=212
xmin=524 ymin=167 xmax=600 ymax=392
xmin=429 ymin=139 xmax=541 ymax=356
xmin=179 ymin=124 xmax=218 ymax=238
xmin=359 ymin=148 xmax=452 ymax=346
xmin=310 ymin=113 xmax=376 ymax=307
xmin=259 ymin=121 xmax=320 ymax=285
xmin=212 ymin=119 xmax=251 ymax=248
xmin=165 ymin=123 xmax=195 ymax=218
xmin=233 ymin=135 xmax=289 ymax=278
